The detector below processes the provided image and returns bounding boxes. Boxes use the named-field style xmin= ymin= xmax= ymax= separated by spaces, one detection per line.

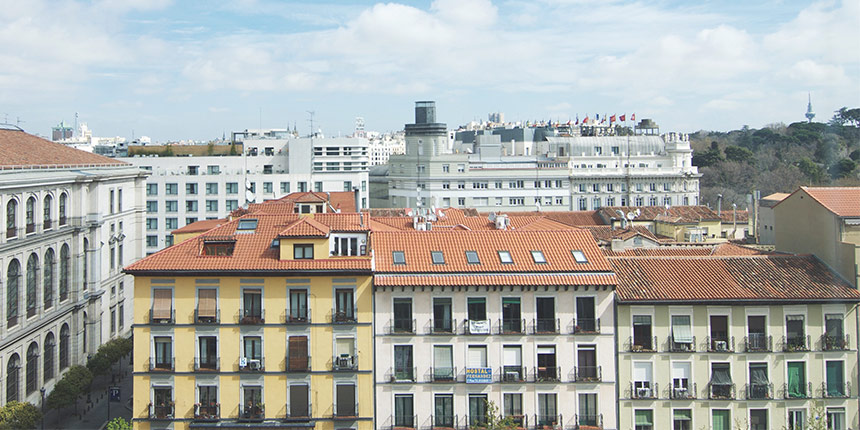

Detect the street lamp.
xmin=39 ymin=387 xmax=45 ymax=430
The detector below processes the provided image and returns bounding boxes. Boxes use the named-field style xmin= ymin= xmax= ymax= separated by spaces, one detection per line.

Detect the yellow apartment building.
xmin=125 ymin=211 xmax=374 ymax=430
xmin=610 ymin=252 xmax=860 ymax=430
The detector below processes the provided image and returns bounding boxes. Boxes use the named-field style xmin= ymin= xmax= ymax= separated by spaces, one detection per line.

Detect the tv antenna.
xmin=307 ymin=111 xmax=315 ymax=137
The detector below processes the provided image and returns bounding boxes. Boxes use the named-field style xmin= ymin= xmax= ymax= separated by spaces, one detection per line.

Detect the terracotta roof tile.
xmin=611 ymin=254 xmax=860 ymax=303
xmin=602 ymin=243 xmax=768 ymax=257
xmin=598 ymin=205 xmax=720 ymax=223
xmin=0 ymin=129 xmax=127 ymax=169
xmin=495 ymin=210 xmax=605 ymax=226
xmin=718 ymin=209 xmax=749 ymax=223
xmin=375 ymin=273 xmax=617 ymax=287
xmin=584 ymin=226 xmax=658 ymax=242
xmin=171 ymin=218 xmax=225 ymax=235
xmin=278 ymin=217 xmax=330 ymax=237
xmin=799 ymin=186 xmax=860 ymax=217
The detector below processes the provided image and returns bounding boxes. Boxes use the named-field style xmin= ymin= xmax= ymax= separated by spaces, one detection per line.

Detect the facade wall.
xmin=374 ymin=285 xmax=617 ymax=429
xmin=617 ymin=302 xmax=859 ymax=429
xmin=132 ymin=274 xmax=374 ymax=430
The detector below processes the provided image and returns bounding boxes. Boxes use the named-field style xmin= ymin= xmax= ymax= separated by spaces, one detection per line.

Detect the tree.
xmin=46 ymin=365 xmax=93 ymax=412
xmin=831 ymin=107 xmax=860 ymax=127
xmin=830 ymin=158 xmax=857 ymax=179
xmin=797 ymin=157 xmax=825 ymax=183
xmin=469 ymin=401 xmax=520 ymax=430
xmin=692 ymin=147 xmax=724 ymax=167
xmin=106 ymin=417 xmax=132 ymax=430
xmin=0 ymin=401 xmax=42 ymax=430
xmin=724 ymin=145 xmax=754 ymax=163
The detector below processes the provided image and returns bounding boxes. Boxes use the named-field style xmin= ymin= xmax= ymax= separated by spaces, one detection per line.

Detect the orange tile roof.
xmin=602 ymin=243 xmax=768 ymax=257
xmin=496 ymin=210 xmax=606 ymax=226
xmin=171 ymin=218 xmax=225 ymax=235
xmin=375 ymin=273 xmax=617 ymax=287
xmin=0 ymin=129 xmax=127 ymax=169
xmin=125 ymin=213 xmax=371 ymax=274
xmin=278 ymin=217 xmax=330 ymax=237
xmin=611 ymin=254 xmax=860 ymax=303
xmin=368 ymin=208 xmax=580 ymax=232
xmin=373 ymin=230 xmax=612 ymax=274
xmin=584 ymin=226 xmax=658 ymax=242
xmin=598 ymin=205 xmax=720 ymax=223
xmin=718 ymin=209 xmax=749 ymax=223
xmin=799 ymin=187 xmax=860 ymax=217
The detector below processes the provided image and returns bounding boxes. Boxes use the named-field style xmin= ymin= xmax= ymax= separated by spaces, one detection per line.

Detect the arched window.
xmin=83 ymin=312 xmax=88 ymax=354
xmin=43 ymin=195 xmax=52 ymax=229
xmin=6 ymin=199 xmax=17 ymax=238
xmin=82 ymin=238 xmax=89 ymax=291
xmin=59 ymin=244 xmax=69 ymax=302
xmin=59 ymin=193 xmax=67 ymax=226
xmin=44 ymin=332 xmax=55 ymax=383
xmin=26 ymin=253 xmax=37 ymax=318
xmin=25 ymin=197 xmax=35 ymax=233
xmin=6 ymin=353 xmax=20 ymax=404
xmin=7 ymin=259 xmax=19 ymax=327
xmin=26 ymin=342 xmax=38 ymax=394
xmin=59 ymin=323 xmax=70 ymax=370
xmin=43 ymin=248 xmax=54 ymax=309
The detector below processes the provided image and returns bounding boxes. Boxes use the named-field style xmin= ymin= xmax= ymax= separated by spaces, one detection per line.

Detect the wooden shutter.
xmin=197 ymin=289 xmax=217 ymax=318
xmin=152 ymin=289 xmax=172 ymax=320
xmin=289 ymin=336 xmax=308 ymax=371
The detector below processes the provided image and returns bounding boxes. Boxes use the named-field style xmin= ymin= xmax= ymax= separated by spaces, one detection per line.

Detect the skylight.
xmin=431 ymin=251 xmax=445 ymax=265
xmin=531 ymin=250 xmax=547 ymax=264
xmin=498 ymin=250 xmax=513 ymax=264
xmin=237 ymin=219 xmax=258 ymax=231
xmin=392 ymin=251 xmax=406 ymax=265
xmin=571 ymin=250 xmax=588 ymax=264
xmin=465 ymin=251 xmax=480 ymax=264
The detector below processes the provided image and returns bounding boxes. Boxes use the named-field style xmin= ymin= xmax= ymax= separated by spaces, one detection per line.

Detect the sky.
xmin=0 ymin=0 xmax=858 ymax=142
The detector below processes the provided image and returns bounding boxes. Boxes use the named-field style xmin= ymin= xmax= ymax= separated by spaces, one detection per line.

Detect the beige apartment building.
xmin=611 ymin=252 xmax=860 ymax=430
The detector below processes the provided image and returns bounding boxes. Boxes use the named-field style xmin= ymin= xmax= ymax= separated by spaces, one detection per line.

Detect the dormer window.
xmin=465 ymin=251 xmax=480 ymax=265
xmin=237 ymin=219 xmax=258 ymax=232
xmin=392 ymin=251 xmax=406 ymax=265
xmin=294 ymin=244 xmax=314 ymax=260
xmin=531 ymin=250 xmax=547 ymax=264
xmin=270 ymin=239 xmax=280 ymax=249
xmin=202 ymin=239 xmax=235 ymax=256
xmin=431 ymin=251 xmax=445 ymax=265
xmin=498 ymin=250 xmax=513 ymax=264
xmin=571 ymin=250 xmax=588 ymax=264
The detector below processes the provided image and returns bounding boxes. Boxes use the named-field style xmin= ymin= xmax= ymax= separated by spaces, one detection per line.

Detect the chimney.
xmin=717 ymin=194 xmax=723 ymax=215
xmin=611 ymin=238 xmax=624 ymax=252
xmin=354 ymin=187 xmax=360 ymax=212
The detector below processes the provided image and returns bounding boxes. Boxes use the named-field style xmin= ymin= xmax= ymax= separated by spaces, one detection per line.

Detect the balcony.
xmin=26 ymin=223 xmax=35 ymax=234
xmin=573 ymin=365 xmax=601 ymax=382
xmin=782 ymin=335 xmax=810 ymax=352
xmin=149 ymin=309 xmax=175 ymax=325
xmin=333 ymin=354 xmax=357 ymax=371
xmin=238 ymin=357 xmax=265 ymax=372
xmin=706 ymin=336 xmax=735 ymax=353
xmin=391 ymin=415 xmax=417 ymax=430
xmin=194 ymin=403 xmax=220 ymax=421
xmin=744 ymin=334 xmax=772 ymax=352
xmin=466 ymin=415 xmax=488 ymax=428
xmin=194 ymin=309 xmax=220 ymax=324
xmin=463 ymin=319 xmax=491 ymax=335
xmin=533 ymin=414 xmax=562 ymax=429
xmin=390 ymin=318 xmax=416 ymax=335
xmin=572 ymin=317 xmax=600 ymax=334
xmin=669 ymin=383 xmax=696 ymax=400
xmin=631 ymin=383 xmax=658 ymax=399
xmin=332 ymin=403 xmax=359 ymax=419
xmin=507 ymin=415 xmax=527 ymax=429
xmin=534 ymin=366 xmax=561 ymax=383
xmin=708 ymin=382 xmax=735 ymax=400
xmin=628 ymin=336 xmax=657 ymax=353
xmin=283 ymin=308 xmax=311 ymax=324
xmin=428 ymin=318 xmax=456 ymax=335
xmin=499 ymin=318 xmax=525 ymax=334
xmin=59 ymin=216 xmax=67 ymax=226
xmin=745 ymin=383 xmax=773 ymax=400
xmin=239 ymin=309 xmax=265 ymax=325
xmin=821 ymin=334 xmax=850 ymax=351
xmin=283 ymin=404 xmax=313 ymax=421
xmin=332 ymin=309 xmax=357 ymax=324
xmin=148 ymin=403 xmax=174 ymax=420
xmin=239 ymin=403 xmax=265 ymax=422
xmin=286 ymin=355 xmax=311 ymax=373
xmin=194 ymin=357 xmax=219 ymax=371
xmin=531 ymin=318 xmax=560 ymax=334
xmin=782 ymin=382 xmax=812 ymax=399
xmin=6 ymin=227 xmax=16 ymax=239
xmin=500 ymin=366 xmax=526 ymax=383
xmin=431 ymin=366 xmax=457 ymax=383
xmin=668 ymin=336 xmax=696 ymax=353
xmin=149 ymin=357 xmax=174 ymax=372
xmin=574 ymin=413 xmax=602 ymax=430
xmin=43 ymin=219 xmax=51 ymax=230
xmin=823 ymin=381 xmax=851 ymax=398
xmin=389 ymin=367 xmax=417 ymax=383
xmin=431 ymin=414 xmax=458 ymax=429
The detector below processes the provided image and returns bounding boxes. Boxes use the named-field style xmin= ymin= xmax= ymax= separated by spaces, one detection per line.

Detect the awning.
xmin=633 ymin=315 xmax=650 ymax=325
xmin=198 ymin=289 xmax=217 ymax=318
xmin=673 ymin=410 xmax=691 ymax=421
xmin=671 ymin=315 xmax=693 ymax=343
xmin=153 ymin=288 xmax=172 ymax=320
xmin=710 ymin=365 xmax=732 ymax=385
xmin=635 ymin=411 xmax=653 ymax=426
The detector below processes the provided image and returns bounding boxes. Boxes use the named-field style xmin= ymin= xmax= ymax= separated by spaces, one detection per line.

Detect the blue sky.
xmin=0 ymin=0 xmax=857 ymax=141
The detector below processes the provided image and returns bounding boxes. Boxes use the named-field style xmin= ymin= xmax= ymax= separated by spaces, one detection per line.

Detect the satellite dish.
xmin=245 ymin=190 xmax=256 ymax=203
xmin=626 ymin=212 xmax=637 ymax=220
xmin=245 ymin=178 xmax=252 ymax=189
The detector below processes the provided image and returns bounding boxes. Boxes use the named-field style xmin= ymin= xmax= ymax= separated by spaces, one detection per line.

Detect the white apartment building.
xmin=368 ymin=132 xmax=405 ymax=166
xmin=0 ymin=127 xmax=147 ymax=405
xmin=379 ymin=102 xmax=700 ymax=212
xmin=371 ymin=224 xmax=618 ymax=430
xmin=118 ymin=133 xmax=369 ymax=253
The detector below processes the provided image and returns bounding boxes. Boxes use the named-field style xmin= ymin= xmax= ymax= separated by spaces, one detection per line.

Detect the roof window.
xmin=498 ymin=250 xmax=513 ymax=264
xmin=531 ymin=250 xmax=547 ymax=264
xmin=201 ymin=238 xmax=236 ymax=256
xmin=392 ymin=251 xmax=406 ymax=265
xmin=571 ymin=250 xmax=588 ymax=263
xmin=237 ymin=219 xmax=258 ymax=232
xmin=465 ymin=251 xmax=480 ymax=265
xmin=431 ymin=251 xmax=445 ymax=265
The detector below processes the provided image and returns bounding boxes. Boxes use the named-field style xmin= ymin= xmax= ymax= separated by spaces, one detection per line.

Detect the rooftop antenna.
xmin=16 ymin=117 xmax=25 ymax=129
xmin=307 ymin=111 xmax=315 ymax=138
xmin=805 ymin=93 xmax=816 ymax=123
xmin=74 ymin=112 xmax=78 ymax=138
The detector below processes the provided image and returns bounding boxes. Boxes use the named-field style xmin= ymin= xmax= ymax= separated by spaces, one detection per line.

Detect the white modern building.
xmin=378 ymin=102 xmax=700 ymax=212
xmin=371 ymin=220 xmax=618 ymax=430
xmin=368 ymin=132 xmax=405 ymax=166
xmin=118 ymin=131 xmax=369 ymax=253
xmin=0 ymin=127 xmax=147 ymax=405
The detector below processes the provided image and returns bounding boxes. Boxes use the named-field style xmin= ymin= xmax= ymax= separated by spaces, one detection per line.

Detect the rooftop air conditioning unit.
xmin=505 ymin=371 xmax=519 ymax=382
xmin=249 ymin=359 xmax=261 ymax=370
xmin=715 ymin=341 xmax=728 ymax=351
xmin=636 ymin=387 xmax=651 ymax=398
xmin=674 ymin=388 xmax=688 ymax=398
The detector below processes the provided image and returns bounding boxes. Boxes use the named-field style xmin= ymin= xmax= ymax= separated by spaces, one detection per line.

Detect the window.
xmin=826 ymin=360 xmax=845 ymax=397
xmin=165 ymin=201 xmax=178 ymax=212
xmin=146 ymin=218 xmax=158 ymax=230
xmin=575 ymin=297 xmax=597 ymax=333
xmin=671 ymin=362 xmax=692 ymax=399
xmin=536 ymin=346 xmax=557 ymax=381
xmin=186 ymin=217 xmax=197 ymax=225
xmin=165 ymin=218 xmax=178 ymax=230
xmin=824 ymin=314 xmax=846 ymax=350
xmin=243 ymin=336 xmax=263 ymax=361
xmin=293 ymin=244 xmax=313 ymax=259
xmin=394 ymin=345 xmax=414 ymax=381
xmin=498 ymin=250 xmax=513 ymax=264
xmin=186 ymin=183 xmax=198 ymax=195
xmin=59 ymin=324 xmax=69 ymax=369
xmin=335 ymin=384 xmax=356 ymax=417
xmin=531 ymin=250 xmax=546 ymax=264
xmin=748 ymin=363 xmax=769 ymax=399
xmin=634 ymin=410 xmax=653 ymax=430
xmin=146 ymin=235 xmax=158 ymax=247
xmin=577 ymin=394 xmax=598 ymax=427
xmin=154 ymin=336 xmax=173 ymax=370
xmin=6 ymin=354 xmax=20 ymax=403
xmin=633 ymin=362 xmax=653 ymax=397
xmin=673 ymin=409 xmax=691 ymax=430
xmin=537 ymin=393 xmax=558 ymax=426
xmin=147 ymin=183 xmax=158 ymax=195
xmin=7 ymin=259 xmax=19 ymax=326
xmin=335 ymin=288 xmax=355 ymax=322
xmin=223 ymin=182 xmax=238 ymax=195
xmin=118 ymin=303 xmax=124 ymax=330
xmin=712 ymin=410 xmax=730 ymax=430
xmin=468 ymin=297 xmax=487 ymax=322
xmin=504 ymin=393 xmax=523 ymax=424
xmin=431 ymin=251 xmax=445 ymax=264
xmin=442 ymin=181 xmax=450 ymax=190
xmin=787 ymin=361 xmax=807 ymax=398
xmin=289 ymin=385 xmax=309 ymax=418
xmin=788 ymin=410 xmax=805 ymax=430
xmin=442 ymin=164 xmax=449 ymax=173
xmin=58 ymin=193 xmax=67 ymax=225
xmin=458 ymin=197 xmax=465 ymax=206
xmin=747 ymin=315 xmax=768 ymax=351
xmin=288 ymin=289 xmax=308 ymax=322
xmin=314 ymin=181 xmax=323 ymax=192
xmin=501 ymin=298 xmax=521 ymax=333
xmin=468 ymin=394 xmax=488 ymax=427
xmin=457 ymin=181 xmax=465 ymax=189
xmin=571 ymin=250 xmax=588 ymax=263
xmin=579 ymin=198 xmax=587 ymax=210
xmin=263 ymin=182 xmax=273 ymax=193
xmin=576 ymin=345 xmax=598 ymax=381
xmin=203 ymin=200 xmax=216 ymax=212
xmin=632 ymin=315 xmax=653 ymax=351
xmin=535 ymin=297 xmax=556 ymax=333
xmin=748 ymin=409 xmax=767 ymax=430
xmin=465 ymin=251 xmax=480 ymax=264
xmin=43 ymin=333 xmax=55 ymax=382
xmin=709 ymin=363 xmax=733 ymax=399
xmin=25 ymin=254 xmax=37 ymax=317
xmin=433 ymin=298 xmax=452 ymax=333
xmin=146 ymin=201 xmax=158 ymax=213
xmin=288 ymin=335 xmax=309 ymax=371
xmin=241 ymin=386 xmax=263 ymax=419
xmin=394 ymin=395 xmax=414 ymax=427
xmin=827 ymin=408 xmax=846 ymax=430
xmin=670 ymin=315 xmax=693 ymax=350
xmin=457 ymin=164 xmax=465 ymax=172
xmin=25 ymin=197 xmax=35 ymax=232
xmin=205 ymin=183 xmax=218 ymax=195
xmin=393 ymin=298 xmax=413 ymax=333
xmin=785 ymin=315 xmax=806 ymax=351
